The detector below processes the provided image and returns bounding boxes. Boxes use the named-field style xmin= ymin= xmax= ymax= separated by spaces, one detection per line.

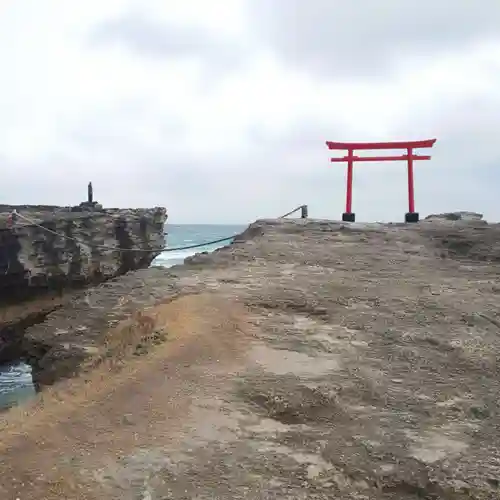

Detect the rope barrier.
xmin=11 ymin=205 xmax=307 ymax=254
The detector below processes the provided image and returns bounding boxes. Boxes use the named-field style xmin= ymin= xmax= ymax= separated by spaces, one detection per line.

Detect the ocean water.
xmin=0 ymin=223 xmax=246 ymax=411
xmin=0 ymin=362 xmax=36 ymax=410
xmin=153 ymin=223 xmax=245 ymax=267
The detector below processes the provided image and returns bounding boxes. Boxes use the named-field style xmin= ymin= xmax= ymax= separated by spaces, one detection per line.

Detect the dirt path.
xmin=1 ymin=218 xmax=500 ymax=499
xmin=0 ymin=294 xmax=253 ymax=499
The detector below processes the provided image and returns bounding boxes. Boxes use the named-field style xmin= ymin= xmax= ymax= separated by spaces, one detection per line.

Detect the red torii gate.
xmin=326 ymin=139 xmax=437 ymax=223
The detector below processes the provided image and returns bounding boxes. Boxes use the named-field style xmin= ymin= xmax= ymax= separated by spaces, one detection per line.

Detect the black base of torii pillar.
xmin=342 ymin=212 xmax=355 ymax=222
xmin=405 ymin=212 xmax=419 ymax=223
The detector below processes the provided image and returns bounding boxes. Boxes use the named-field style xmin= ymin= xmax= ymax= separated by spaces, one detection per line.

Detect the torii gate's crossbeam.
xmin=326 ymin=139 xmax=437 ymax=223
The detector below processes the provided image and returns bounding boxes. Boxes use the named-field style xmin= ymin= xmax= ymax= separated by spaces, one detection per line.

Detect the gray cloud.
xmin=67 ymin=100 xmax=186 ymax=154
xmin=247 ymin=0 xmax=500 ymax=77
xmin=394 ymin=92 xmax=500 ymax=170
xmin=90 ymin=11 xmax=248 ymax=80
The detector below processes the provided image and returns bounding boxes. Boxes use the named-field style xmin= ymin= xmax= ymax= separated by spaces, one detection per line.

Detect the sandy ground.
xmin=1 ymin=218 xmax=500 ymax=499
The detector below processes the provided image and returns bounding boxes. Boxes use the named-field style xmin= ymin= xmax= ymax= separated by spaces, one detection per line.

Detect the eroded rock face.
xmin=0 ymin=205 xmax=166 ymax=300
xmin=0 ymin=205 xmax=166 ymax=363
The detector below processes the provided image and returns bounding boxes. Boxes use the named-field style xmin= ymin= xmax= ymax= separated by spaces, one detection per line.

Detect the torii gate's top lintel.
xmin=325 ymin=139 xmax=437 ymax=150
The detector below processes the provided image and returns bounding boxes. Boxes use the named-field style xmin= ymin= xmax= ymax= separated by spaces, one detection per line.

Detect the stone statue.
xmin=88 ymin=182 xmax=93 ymax=204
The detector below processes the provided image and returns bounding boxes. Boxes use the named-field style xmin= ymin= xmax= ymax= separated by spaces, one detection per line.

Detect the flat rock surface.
xmin=2 ymin=218 xmax=500 ymax=499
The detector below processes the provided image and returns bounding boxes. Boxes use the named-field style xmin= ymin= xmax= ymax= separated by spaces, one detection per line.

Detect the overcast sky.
xmin=1 ymin=1 xmax=499 ymax=223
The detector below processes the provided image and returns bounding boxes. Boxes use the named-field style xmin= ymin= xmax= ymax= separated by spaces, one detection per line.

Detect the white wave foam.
xmin=155 ymin=248 xmax=197 ymax=262
xmin=153 ymin=241 xmax=230 ymax=268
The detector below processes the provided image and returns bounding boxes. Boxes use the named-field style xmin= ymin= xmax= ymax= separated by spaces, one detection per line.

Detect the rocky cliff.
xmin=0 ymin=204 xmax=167 ymax=363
